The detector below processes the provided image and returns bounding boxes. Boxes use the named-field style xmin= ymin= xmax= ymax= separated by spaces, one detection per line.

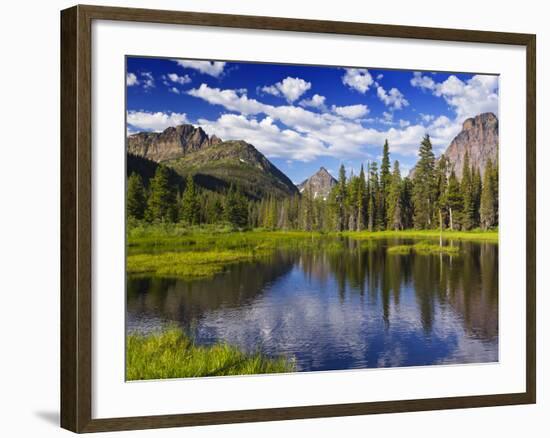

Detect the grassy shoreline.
xmin=126 ymin=328 xmax=295 ymax=380
xmin=342 ymin=229 xmax=498 ymax=242
xmin=126 ymin=225 xmax=497 ymax=280
xmin=127 ymin=249 xmax=269 ymax=279
xmin=128 ymin=225 xmax=498 ymax=248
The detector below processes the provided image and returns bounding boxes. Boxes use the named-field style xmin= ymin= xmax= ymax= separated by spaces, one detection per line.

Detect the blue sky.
xmin=126 ymin=57 xmax=498 ymax=183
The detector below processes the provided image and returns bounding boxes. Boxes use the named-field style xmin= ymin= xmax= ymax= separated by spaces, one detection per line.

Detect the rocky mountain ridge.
xmin=444 ymin=112 xmax=498 ymax=178
xmin=408 ymin=112 xmax=498 ymax=179
xmin=127 ymin=124 xmax=222 ymax=162
xmin=127 ymin=124 xmax=297 ymax=199
xmin=297 ymin=167 xmax=338 ymax=200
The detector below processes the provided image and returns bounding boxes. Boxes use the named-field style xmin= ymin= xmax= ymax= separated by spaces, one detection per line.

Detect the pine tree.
xmin=247 ymin=200 xmax=260 ymax=228
xmin=126 ymin=172 xmax=146 ymax=220
xmin=368 ymin=162 xmax=379 ymax=231
xmin=446 ymin=170 xmax=462 ymax=231
xmin=279 ymin=198 xmax=290 ymax=230
xmin=288 ymin=195 xmax=300 ymax=229
xmin=356 ymin=164 xmax=367 ymax=231
xmin=235 ymin=189 xmax=249 ymax=228
xmin=224 ymin=185 xmax=248 ymax=228
xmin=268 ymin=196 xmax=277 ymax=230
xmin=180 ymin=174 xmax=200 ymax=225
xmin=412 ymin=135 xmax=436 ymax=228
xmin=472 ymin=167 xmax=482 ymax=228
xmin=301 ymin=188 xmax=314 ymax=231
xmin=492 ymin=162 xmax=499 ymax=226
xmin=347 ymin=175 xmax=359 ymax=231
xmin=335 ymin=164 xmax=347 ymax=231
xmin=146 ymin=166 xmax=177 ymax=222
xmin=434 ymin=155 xmax=449 ymax=230
xmin=380 ymin=140 xmax=391 ymax=228
xmin=205 ymin=195 xmax=223 ymax=224
xmin=401 ymin=177 xmax=414 ymax=229
xmin=480 ymin=160 xmax=497 ymax=229
xmin=386 ymin=160 xmax=403 ymax=230
xmin=461 ymin=153 xmax=475 ymax=230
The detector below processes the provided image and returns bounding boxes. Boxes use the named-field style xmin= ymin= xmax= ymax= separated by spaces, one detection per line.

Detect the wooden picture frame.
xmin=61 ymin=4 xmax=536 ymax=433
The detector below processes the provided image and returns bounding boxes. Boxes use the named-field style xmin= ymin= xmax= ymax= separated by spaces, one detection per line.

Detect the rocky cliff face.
xmin=297 ymin=167 xmax=338 ymax=200
xmin=127 ymin=124 xmax=222 ymax=162
xmin=444 ymin=112 xmax=498 ymax=178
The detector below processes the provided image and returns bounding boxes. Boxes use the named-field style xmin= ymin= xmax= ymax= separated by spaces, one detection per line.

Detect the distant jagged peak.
xmin=298 ymin=167 xmax=338 ymax=200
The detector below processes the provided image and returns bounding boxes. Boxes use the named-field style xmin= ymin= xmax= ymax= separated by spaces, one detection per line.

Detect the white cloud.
xmin=420 ymin=113 xmax=435 ymax=123
xmin=140 ymin=72 xmax=155 ymax=89
xmin=198 ymin=114 xmax=327 ymax=161
xmin=342 ymin=68 xmax=374 ymax=93
xmin=376 ymin=85 xmax=409 ymax=110
xmin=174 ymin=60 xmax=226 ymax=77
xmin=399 ymin=119 xmax=411 ymax=128
xmin=261 ymin=77 xmax=312 ymax=103
xmin=187 ymin=83 xmax=433 ymax=159
xmin=127 ymin=110 xmax=188 ymax=132
xmin=411 ymin=72 xmax=499 ymax=121
xmin=437 ymin=75 xmax=499 ymax=120
xmin=126 ymin=72 xmax=139 ymax=86
xmin=332 ymin=104 xmax=369 ymax=119
xmin=376 ymin=74 xmax=384 ymax=80
xmin=299 ymin=94 xmax=327 ymax=110
xmin=167 ymin=73 xmax=191 ymax=85
xmin=426 ymin=115 xmax=462 ymax=152
xmin=168 ymin=87 xmax=180 ymax=94
xmin=410 ymin=71 xmax=436 ymax=90
xmin=188 ymin=83 xmax=265 ymax=115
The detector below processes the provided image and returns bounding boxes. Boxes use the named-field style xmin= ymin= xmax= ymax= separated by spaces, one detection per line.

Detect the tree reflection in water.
xmin=127 ymin=238 xmax=498 ymax=371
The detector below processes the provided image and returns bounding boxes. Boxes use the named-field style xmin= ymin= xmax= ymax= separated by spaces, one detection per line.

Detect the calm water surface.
xmin=127 ymin=238 xmax=498 ymax=371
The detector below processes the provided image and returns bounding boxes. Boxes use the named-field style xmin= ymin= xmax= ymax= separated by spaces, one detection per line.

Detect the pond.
xmin=127 ymin=238 xmax=498 ymax=372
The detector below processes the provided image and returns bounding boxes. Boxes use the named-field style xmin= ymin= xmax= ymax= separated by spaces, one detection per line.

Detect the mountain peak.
xmin=446 ymin=112 xmax=498 ymax=178
xmin=408 ymin=112 xmax=498 ymax=180
xmin=298 ymin=167 xmax=338 ymax=200
xmin=127 ymin=124 xmax=222 ymax=162
xmin=462 ymin=112 xmax=497 ymax=131
xmin=128 ymin=124 xmax=299 ymax=200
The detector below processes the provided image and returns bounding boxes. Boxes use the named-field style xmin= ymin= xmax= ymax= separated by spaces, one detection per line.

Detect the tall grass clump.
xmin=386 ymin=242 xmax=460 ymax=256
xmin=127 ymin=249 xmax=269 ymax=279
xmin=126 ymin=328 xmax=295 ymax=380
xmin=413 ymin=242 xmax=460 ymax=255
xmin=387 ymin=245 xmax=413 ymax=255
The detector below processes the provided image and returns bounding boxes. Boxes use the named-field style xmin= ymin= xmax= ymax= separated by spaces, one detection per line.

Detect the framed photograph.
xmin=60 ymin=5 xmax=536 ymax=433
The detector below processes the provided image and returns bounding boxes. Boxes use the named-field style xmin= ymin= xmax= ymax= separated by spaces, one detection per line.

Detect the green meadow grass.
xmin=128 ymin=224 xmax=497 ymax=252
xmin=127 ymin=223 xmax=334 ymax=253
xmin=387 ymin=245 xmax=413 ymax=255
xmin=126 ymin=224 xmax=495 ymax=279
xmin=387 ymin=242 xmax=461 ymax=256
xmin=126 ymin=328 xmax=295 ymax=380
xmin=413 ymin=242 xmax=461 ymax=255
xmin=126 ymin=249 xmax=270 ymax=279
xmin=343 ymin=229 xmax=498 ymax=242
